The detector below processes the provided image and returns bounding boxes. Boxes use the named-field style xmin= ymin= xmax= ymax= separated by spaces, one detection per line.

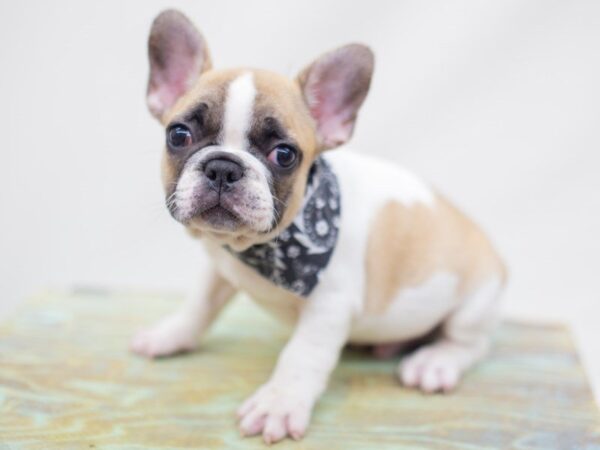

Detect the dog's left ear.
xmin=146 ymin=10 xmax=212 ymax=122
xmin=297 ymin=44 xmax=374 ymax=150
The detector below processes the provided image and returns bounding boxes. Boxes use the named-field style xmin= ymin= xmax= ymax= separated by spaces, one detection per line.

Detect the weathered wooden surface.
xmin=0 ymin=289 xmax=599 ymax=449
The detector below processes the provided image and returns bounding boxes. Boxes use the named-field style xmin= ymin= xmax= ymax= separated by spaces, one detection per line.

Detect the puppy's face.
xmin=147 ymin=10 xmax=373 ymax=250
xmin=160 ymin=70 xmax=317 ymax=249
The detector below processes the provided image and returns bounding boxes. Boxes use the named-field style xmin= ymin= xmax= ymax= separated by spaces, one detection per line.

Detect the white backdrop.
xmin=1 ymin=1 xmax=599 ymax=399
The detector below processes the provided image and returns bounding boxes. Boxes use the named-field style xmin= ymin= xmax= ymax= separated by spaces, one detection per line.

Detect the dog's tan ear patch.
xmin=147 ymin=9 xmax=212 ymax=121
xmin=297 ymin=44 xmax=374 ymax=150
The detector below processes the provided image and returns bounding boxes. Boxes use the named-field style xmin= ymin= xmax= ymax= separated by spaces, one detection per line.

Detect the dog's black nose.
xmin=203 ymin=158 xmax=244 ymax=188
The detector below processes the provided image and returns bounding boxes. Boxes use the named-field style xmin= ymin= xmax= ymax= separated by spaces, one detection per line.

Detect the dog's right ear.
xmin=146 ymin=10 xmax=212 ymax=122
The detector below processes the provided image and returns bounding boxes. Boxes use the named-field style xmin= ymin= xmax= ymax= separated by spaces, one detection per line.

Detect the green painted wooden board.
xmin=0 ymin=289 xmax=599 ymax=449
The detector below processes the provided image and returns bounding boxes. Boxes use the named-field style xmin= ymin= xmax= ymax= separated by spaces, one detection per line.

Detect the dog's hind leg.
xmin=398 ymin=276 xmax=504 ymax=393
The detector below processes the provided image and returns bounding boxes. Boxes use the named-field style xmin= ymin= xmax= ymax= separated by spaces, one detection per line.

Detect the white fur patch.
xmin=326 ymin=149 xmax=435 ymax=208
xmin=173 ymin=149 xmax=209 ymax=219
xmin=444 ymin=276 xmax=503 ymax=342
xmin=223 ymin=72 xmax=256 ymax=150
xmin=349 ymin=271 xmax=460 ymax=343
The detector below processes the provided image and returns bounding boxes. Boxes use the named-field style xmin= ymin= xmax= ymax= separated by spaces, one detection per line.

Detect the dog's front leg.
xmin=130 ymin=270 xmax=235 ymax=358
xmin=237 ymin=291 xmax=352 ymax=444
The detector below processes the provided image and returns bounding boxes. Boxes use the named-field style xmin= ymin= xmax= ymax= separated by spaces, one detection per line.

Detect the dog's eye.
xmin=167 ymin=125 xmax=193 ymax=149
xmin=267 ymin=145 xmax=297 ymax=168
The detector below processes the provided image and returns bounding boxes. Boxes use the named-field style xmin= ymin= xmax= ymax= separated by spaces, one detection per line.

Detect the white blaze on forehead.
xmin=223 ymin=72 xmax=256 ymax=149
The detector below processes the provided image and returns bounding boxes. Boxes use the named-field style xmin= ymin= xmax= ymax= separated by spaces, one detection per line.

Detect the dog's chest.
xmin=207 ymin=242 xmax=304 ymax=323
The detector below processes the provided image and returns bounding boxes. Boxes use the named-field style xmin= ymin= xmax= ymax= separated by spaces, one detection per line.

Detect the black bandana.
xmin=227 ymin=157 xmax=341 ymax=297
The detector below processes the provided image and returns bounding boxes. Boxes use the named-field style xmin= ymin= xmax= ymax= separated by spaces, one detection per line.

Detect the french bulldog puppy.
xmin=131 ymin=9 xmax=507 ymax=444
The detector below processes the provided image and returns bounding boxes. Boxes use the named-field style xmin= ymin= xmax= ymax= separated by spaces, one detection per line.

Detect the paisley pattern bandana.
xmin=227 ymin=157 xmax=341 ymax=297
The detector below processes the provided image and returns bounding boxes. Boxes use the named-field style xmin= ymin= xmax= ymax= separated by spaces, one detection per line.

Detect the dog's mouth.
xmin=197 ymin=203 xmax=241 ymax=230
xmin=167 ymin=188 xmax=243 ymax=231
xmin=167 ymin=162 xmax=276 ymax=235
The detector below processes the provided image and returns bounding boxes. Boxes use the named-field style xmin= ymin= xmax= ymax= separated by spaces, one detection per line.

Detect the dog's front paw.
xmin=130 ymin=314 xmax=199 ymax=358
xmin=236 ymin=383 xmax=313 ymax=444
